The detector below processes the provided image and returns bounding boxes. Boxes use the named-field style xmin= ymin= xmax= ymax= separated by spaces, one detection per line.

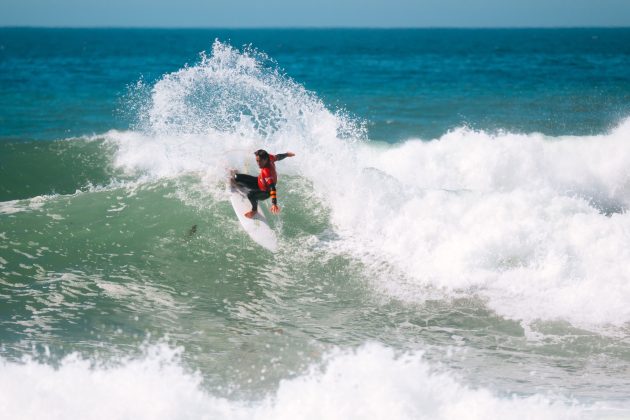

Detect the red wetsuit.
xmin=257 ymin=154 xmax=278 ymax=191
xmin=234 ymin=153 xmax=290 ymax=212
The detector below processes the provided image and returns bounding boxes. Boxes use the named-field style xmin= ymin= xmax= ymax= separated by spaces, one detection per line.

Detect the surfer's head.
xmin=255 ymin=149 xmax=269 ymax=168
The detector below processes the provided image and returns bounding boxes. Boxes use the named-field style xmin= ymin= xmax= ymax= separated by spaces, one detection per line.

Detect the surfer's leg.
xmin=247 ymin=190 xmax=270 ymax=212
xmin=234 ymin=174 xmax=259 ymax=190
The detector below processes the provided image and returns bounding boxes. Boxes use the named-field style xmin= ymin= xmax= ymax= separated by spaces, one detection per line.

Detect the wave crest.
xmin=113 ymin=40 xmax=630 ymax=331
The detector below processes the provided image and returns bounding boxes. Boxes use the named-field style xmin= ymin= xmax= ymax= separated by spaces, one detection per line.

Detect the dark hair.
xmin=254 ymin=149 xmax=269 ymax=160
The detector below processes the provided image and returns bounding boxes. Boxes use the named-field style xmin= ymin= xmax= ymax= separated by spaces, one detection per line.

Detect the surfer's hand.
xmin=271 ymin=204 xmax=281 ymax=215
xmin=286 ymin=152 xmax=295 ymax=157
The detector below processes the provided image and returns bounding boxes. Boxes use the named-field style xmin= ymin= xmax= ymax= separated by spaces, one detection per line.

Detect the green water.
xmin=2 ymin=139 xmax=629 ymax=405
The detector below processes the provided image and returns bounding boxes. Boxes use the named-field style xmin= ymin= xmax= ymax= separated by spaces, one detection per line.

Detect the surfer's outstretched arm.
xmin=275 ymin=152 xmax=295 ymax=161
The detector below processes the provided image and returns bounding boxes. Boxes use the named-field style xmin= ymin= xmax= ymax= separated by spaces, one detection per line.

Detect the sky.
xmin=1 ymin=0 xmax=630 ymax=28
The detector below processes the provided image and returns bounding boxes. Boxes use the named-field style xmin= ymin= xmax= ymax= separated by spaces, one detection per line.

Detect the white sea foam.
xmin=341 ymin=124 xmax=630 ymax=330
xmin=0 ymin=343 xmax=608 ymax=420
xmin=0 ymin=195 xmax=51 ymax=215
xmin=108 ymin=40 xmax=630 ymax=332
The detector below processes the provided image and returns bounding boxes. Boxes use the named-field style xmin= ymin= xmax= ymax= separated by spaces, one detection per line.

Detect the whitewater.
xmin=2 ymin=36 xmax=630 ymax=419
xmin=110 ymin=41 xmax=630 ymax=332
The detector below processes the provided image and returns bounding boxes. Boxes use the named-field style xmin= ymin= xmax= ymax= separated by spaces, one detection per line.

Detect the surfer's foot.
xmin=244 ymin=210 xmax=257 ymax=219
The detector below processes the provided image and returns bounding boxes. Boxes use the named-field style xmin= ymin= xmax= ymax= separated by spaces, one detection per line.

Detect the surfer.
xmin=233 ymin=149 xmax=295 ymax=219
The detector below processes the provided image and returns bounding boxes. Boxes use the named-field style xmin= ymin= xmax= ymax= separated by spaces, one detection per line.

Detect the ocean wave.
xmin=101 ymin=39 xmax=630 ymax=332
xmin=338 ymin=122 xmax=630 ymax=331
xmin=0 ymin=177 xmax=146 ymax=216
xmin=0 ymin=343 xmax=606 ymax=420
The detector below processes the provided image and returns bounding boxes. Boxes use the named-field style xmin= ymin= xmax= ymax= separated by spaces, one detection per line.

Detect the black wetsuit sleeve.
xmin=275 ymin=153 xmax=290 ymax=161
xmin=269 ymin=183 xmax=277 ymax=205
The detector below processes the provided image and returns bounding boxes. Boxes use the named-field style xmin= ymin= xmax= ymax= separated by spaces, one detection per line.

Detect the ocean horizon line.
xmin=2 ymin=25 xmax=630 ymax=30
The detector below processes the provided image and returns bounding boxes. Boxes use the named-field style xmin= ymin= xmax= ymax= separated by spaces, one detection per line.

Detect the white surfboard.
xmin=228 ymin=178 xmax=278 ymax=252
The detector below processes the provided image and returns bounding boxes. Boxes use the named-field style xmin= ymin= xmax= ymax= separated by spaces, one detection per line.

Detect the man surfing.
xmin=232 ymin=149 xmax=295 ymax=219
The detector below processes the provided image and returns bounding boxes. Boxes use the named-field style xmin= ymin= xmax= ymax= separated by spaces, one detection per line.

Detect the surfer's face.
xmin=256 ymin=156 xmax=267 ymax=168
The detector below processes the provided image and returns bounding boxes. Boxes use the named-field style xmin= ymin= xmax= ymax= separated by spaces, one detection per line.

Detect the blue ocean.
xmin=1 ymin=28 xmax=630 ymax=419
